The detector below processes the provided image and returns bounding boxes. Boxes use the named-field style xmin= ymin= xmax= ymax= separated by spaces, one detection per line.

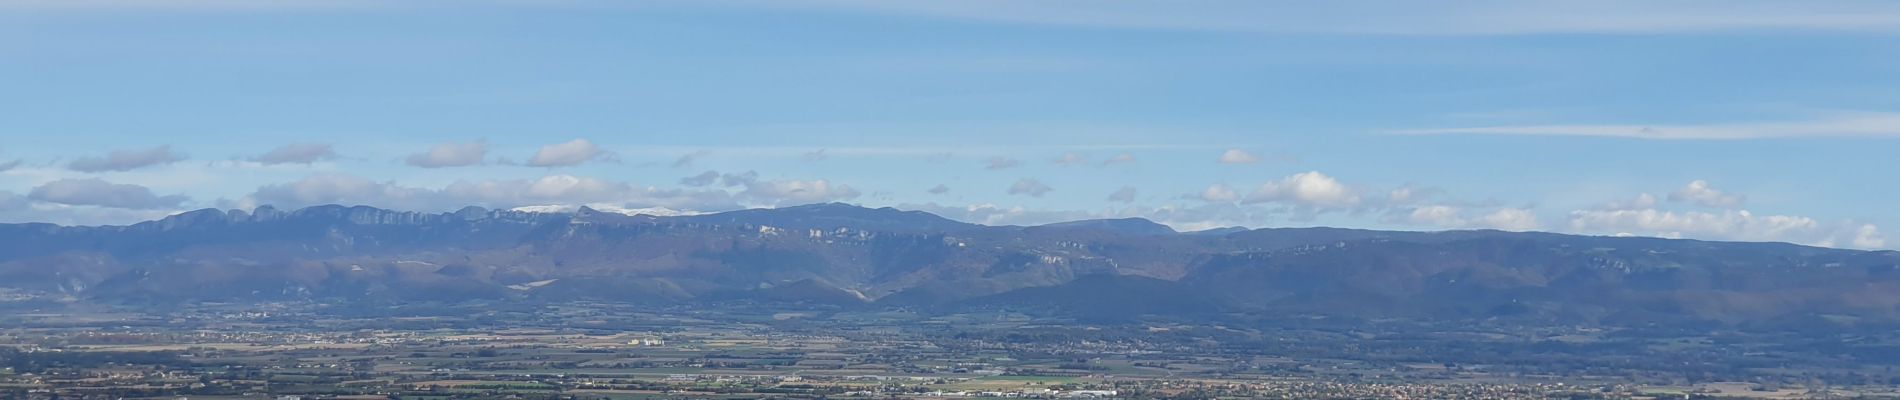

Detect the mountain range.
xmin=3 ymin=203 xmax=1898 ymax=327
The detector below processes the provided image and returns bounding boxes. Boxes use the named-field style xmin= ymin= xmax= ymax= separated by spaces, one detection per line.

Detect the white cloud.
xmin=898 ymin=202 xmax=1093 ymax=226
xmin=1129 ymin=203 xmax=1271 ymax=232
xmin=526 ymin=138 xmax=608 ymax=167
xmin=1101 ymin=153 xmax=1136 ymax=166
xmin=687 ymin=170 xmax=860 ymax=205
xmin=527 ymin=175 xmax=620 ymax=199
xmin=736 ymin=179 xmax=861 ymax=205
xmin=985 ymin=156 xmax=1023 ymax=170
xmin=1852 ymin=224 xmax=1886 ymax=249
xmin=1391 ymin=113 xmax=1900 ymax=140
xmin=1107 ymin=186 xmax=1137 ymax=203
xmin=1052 ymin=152 xmax=1087 ymax=166
xmin=1242 ymin=171 xmax=1359 ymax=209
xmin=1007 ymin=178 xmax=1052 ymax=197
xmin=1386 ymin=187 xmax=1420 ymax=205
xmin=493 ymin=176 xmax=740 ymax=210
xmin=405 ymin=139 xmax=487 ymax=168
xmin=27 ymin=178 xmax=189 ymax=209
xmin=1668 ymin=180 xmax=1744 ymax=208
xmin=0 ymin=202 xmax=178 ymax=226
xmin=1405 ymin=205 xmax=1464 ymax=228
xmin=1196 ymin=183 xmax=1238 ymax=202
xmin=1562 ymin=184 xmax=1888 ymax=249
xmin=927 ymin=184 xmax=950 ymax=195
xmin=248 ymin=174 xmax=435 ymax=209
xmin=1400 ymin=205 xmax=1541 ymax=231
xmin=803 ymin=148 xmax=828 ymax=162
xmin=1568 ymin=208 xmax=1823 ymax=244
xmin=1600 ymin=192 xmax=1660 ymax=210
xmin=1216 ymin=148 xmax=1259 ymax=164
xmin=251 ymin=143 xmax=338 ymax=165
xmin=1474 ymin=208 xmax=1542 ymax=231
xmin=1383 ymin=185 xmax=1446 ymax=206
xmin=68 ymin=145 xmax=186 ymax=172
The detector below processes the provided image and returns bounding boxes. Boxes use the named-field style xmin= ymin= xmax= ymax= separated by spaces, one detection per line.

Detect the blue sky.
xmin=0 ymin=1 xmax=1895 ymax=249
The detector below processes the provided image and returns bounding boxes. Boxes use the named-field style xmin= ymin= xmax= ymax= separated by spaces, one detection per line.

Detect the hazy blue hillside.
xmin=2 ymin=203 xmax=1896 ymax=329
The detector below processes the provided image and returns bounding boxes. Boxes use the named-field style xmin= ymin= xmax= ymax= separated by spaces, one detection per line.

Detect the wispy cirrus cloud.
xmin=984 ymin=157 xmax=1023 ymax=170
xmin=1391 ymin=113 xmax=1900 ymax=140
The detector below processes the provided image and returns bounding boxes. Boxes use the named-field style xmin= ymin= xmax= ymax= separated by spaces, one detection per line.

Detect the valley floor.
xmin=3 ymin=301 xmax=1900 ymax=399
